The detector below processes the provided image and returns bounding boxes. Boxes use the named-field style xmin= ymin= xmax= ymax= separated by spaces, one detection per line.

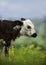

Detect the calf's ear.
xmin=14 ymin=20 xmax=23 ymax=26
xmin=21 ymin=18 xmax=26 ymax=21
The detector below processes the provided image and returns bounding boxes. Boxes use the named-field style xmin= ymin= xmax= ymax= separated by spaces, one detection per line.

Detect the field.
xmin=0 ymin=18 xmax=46 ymax=65
xmin=0 ymin=45 xmax=46 ymax=65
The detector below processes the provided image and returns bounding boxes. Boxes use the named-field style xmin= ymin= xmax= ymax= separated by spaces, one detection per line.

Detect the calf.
xmin=0 ymin=18 xmax=37 ymax=56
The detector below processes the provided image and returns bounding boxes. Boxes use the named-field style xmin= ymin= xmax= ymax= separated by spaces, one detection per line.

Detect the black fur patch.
xmin=14 ymin=20 xmax=23 ymax=26
xmin=0 ymin=19 xmax=23 ymax=55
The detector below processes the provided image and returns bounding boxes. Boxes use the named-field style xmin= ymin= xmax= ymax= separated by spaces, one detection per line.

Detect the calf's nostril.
xmin=31 ymin=33 xmax=37 ymax=37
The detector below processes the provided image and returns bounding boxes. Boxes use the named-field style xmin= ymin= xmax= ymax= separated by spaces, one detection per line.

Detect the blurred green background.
xmin=0 ymin=18 xmax=46 ymax=65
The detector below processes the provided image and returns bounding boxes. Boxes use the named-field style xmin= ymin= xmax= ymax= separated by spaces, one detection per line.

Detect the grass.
xmin=0 ymin=44 xmax=46 ymax=65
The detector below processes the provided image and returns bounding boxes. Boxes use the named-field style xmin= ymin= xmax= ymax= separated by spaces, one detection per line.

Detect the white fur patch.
xmin=13 ymin=25 xmax=21 ymax=30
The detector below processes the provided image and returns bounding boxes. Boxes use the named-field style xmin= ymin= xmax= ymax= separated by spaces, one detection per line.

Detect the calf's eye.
xmin=27 ymin=25 xmax=31 ymax=29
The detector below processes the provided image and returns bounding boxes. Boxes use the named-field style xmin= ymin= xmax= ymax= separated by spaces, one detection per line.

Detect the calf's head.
xmin=20 ymin=18 xmax=37 ymax=38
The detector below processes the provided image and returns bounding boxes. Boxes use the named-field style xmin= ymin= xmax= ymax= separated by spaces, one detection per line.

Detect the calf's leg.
xmin=4 ymin=46 xmax=9 ymax=56
xmin=3 ymin=40 xmax=11 ymax=56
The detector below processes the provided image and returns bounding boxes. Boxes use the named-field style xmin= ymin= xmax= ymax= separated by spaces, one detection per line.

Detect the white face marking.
xmin=20 ymin=19 xmax=36 ymax=36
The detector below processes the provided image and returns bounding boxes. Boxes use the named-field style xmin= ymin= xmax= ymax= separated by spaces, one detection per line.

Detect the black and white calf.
xmin=0 ymin=18 xmax=37 ymax=55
